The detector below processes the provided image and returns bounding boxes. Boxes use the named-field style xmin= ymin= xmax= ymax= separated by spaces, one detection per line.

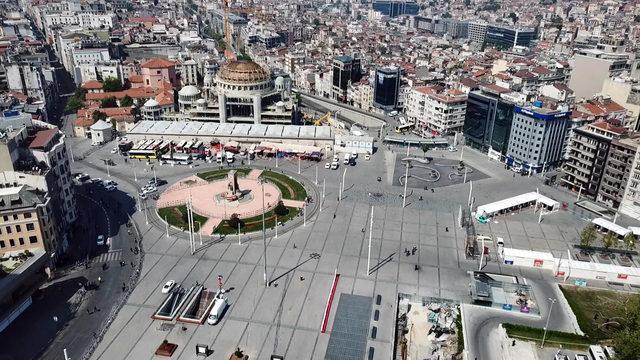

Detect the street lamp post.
xmin=133 ymin=166 xmax=137 ymax=182
xmin=275 ymin=215 xmax=278 ymax=238
xmin=260 ymin=179 xmax=268 ymax=286
xmin=315 ymin=165 xmax=318 ymax=185
xmin=541 ymin=298 xmax=557 ymax=348
xmin=367 ymin=206 xmax=373 ymax=276
xmin=341 ymin=168 xmax=347 ymax=197
xmin=402 ymin=161 xmax=409 ymax=208
xmin=298 ymin=156 xmax=301 ymax=174
xmin=303 ymin=202 xmax=306 ymax=227
xmin=238 ymin=221 xmax=241 ymax=245
xmin=322 ymin=178 xmax=326 ymax=199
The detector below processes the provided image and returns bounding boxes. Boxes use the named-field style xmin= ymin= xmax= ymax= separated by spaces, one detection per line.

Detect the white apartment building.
xmin=468 ymin=21 xmax=488 ymax=46
xmin=181 ymin=59 xmax=198 ymax=86
xmin=44 ymin=12 xmax=115 ymax=29
xmin=619 ymin=142 xmax=640 ymax=219
xmin=347 ymin=82 xmax=374 ymax=112
xmin=406 ymin=86 xmax=467 ymax=136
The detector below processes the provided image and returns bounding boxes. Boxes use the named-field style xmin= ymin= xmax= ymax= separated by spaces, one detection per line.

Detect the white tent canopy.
xmin=476 ymin=192 xmax=559 ymax=218
xmin=591 ymin=217 xmax=631 ymax=237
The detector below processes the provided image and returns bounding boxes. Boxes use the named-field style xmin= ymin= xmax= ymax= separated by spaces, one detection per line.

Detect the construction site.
xmin=394 ymin=294 xmax=463 ymax=360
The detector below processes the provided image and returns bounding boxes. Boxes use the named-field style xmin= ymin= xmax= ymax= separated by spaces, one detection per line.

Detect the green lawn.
xmin=214 ymin=206 xmax=300 ymax=235
xmin=503 ymin=323 xmax=591 ymax=347
xmin=158 ymin=206 xmax=208 ymax=232
xmin=560 ymin=285 xmax=640 ymax=340
xmin=196 ymin=168 xmax=251 ymax=181
xmin=261 ymin=170 xmax=307 ymax=201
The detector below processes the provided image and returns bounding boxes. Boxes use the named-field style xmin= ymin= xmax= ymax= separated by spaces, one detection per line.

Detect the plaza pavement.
xmin=74 ymin=139 xmax=638 ymax=360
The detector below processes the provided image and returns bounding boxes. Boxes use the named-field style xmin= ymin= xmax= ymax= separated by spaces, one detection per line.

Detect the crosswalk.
xmin=95 ymin=249 xmax=122 ymax=263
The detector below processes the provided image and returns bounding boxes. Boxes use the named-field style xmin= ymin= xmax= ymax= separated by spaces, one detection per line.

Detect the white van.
xmin=332 ymin=154 xmax=339 ymax=162
xmin=207 ymin=297 xmax=228 ymax=325
xmin=330 ymin=162 xmax=339 ymax=170
xmin=216 ymin=152 xmax=223 ymax=164
xmin=343 ymin=153 xmax=351 ymax=165
xmin=226 ymin=152 xmax=234 ymax=164
xmin=588 ymin=345 xmax=607 ymax=360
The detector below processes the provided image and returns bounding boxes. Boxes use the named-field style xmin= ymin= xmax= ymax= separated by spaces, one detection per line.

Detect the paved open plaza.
xmin=70 ymin=140 xmax=637 ymax=360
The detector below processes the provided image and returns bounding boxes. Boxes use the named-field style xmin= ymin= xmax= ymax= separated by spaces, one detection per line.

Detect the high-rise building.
xmin=406 ymin=86 xmax=467 ymax=136
xmin=468 ymin=21 xmax=488 ymax=46
xmin=505 ymin=106 xmax=570 ymax=172
xmin=485 ymin=26 xmax=536 ymax=49
xmin=561 ymin=122 xmax=627 ymax=198
xmin=597 ymin=136 xmax=640 ymax=209
xmin=373 ymin=66 xmax=401 ymax=111
xmin=568 ymin=49 xmax=639 ymax=100
xmin=372 ymin=0 xmax=419 ymax=17
xmin=332 ymin=55 xmax=361 ymax=103
xmin=463 ymin=85 xmax=515 ymax=155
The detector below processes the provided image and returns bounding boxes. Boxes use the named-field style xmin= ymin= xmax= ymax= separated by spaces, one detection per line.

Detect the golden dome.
xmin=218 ymin=60 xmax=270 ymax=84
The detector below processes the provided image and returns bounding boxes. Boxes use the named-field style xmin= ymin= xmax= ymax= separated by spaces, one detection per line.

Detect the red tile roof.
xmin=28 ymin=128 xmax=58 ymax=149
xmin=129 ymin=74 xmax=143 ymax=83
xmin=141 ymin=58 xmax=176 ymax=69
xmin=590 ymin=121 xmax=627 ymax=135
xmin=81 ymin=80 xmax=103 ymax=90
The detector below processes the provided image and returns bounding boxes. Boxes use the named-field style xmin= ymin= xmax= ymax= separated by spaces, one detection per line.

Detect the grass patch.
xmin=196 ymin=168 xmax=251 ymax=181
xmin=262 ymin=170 xmax=307 ymax=201
xmin=158 ymin=206 xmax=208 ymax=232
xmin=503 ymin=323 xmax=591 ymax=347
xmin=560 ymin=285 xmax=639 ymax=341
xmin=213 ymin=206 xmax=300 ymax=235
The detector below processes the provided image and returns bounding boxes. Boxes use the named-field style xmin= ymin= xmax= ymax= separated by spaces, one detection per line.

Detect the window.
xmin=2 ymin=215 xmax=7 ymax=221
xmin=9 ymin=239 xmax=14 ymax=247
xmin=12 ymin=214 xmax=18 ymax=220
xmin=29 ymin=236 xmax=37 ymax=244
xmin=18 ymin=238 xmax=24 ymax=245
xmin=26 ymin=223 xmax=34 ymax=231
xmin=6 ymin=226 xmax=11 ymax=234
xmin=24 ymin=212 xmax=32 ymax=219
xmin=15 ymin=225 xmax=21 ymax=232
xmin=0 ymin=241 xmax=3 ymax=248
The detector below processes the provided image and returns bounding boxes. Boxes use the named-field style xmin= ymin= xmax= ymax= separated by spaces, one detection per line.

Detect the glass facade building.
xmin=485 ymin=26 xmax=536 ymax=49
xmin=373 ymin=66 xmax=401 ymax=111
xmin=464 ymin=91 xmax=515 ymax=154
xmin=372 ymin=0 xmax=419 ymax=17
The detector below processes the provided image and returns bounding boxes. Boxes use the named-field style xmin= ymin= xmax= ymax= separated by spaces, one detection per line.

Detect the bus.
xmin=161 ymin=153 xmax=192 ymax=165
xmin=129 ymin=140 xmax=170 ymax=159
xmin=395 ymin=123 xmax=415 ymax=133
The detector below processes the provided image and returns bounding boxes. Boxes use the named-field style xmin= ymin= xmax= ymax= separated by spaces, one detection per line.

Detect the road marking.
xmin=95 ymin=249 xmax=122 ymax=263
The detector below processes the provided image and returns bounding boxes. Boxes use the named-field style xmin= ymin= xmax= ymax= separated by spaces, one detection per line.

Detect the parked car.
xmin=110 ymin=147 xmax=118 ymax=154
xmin=324 ymin=162 xmax=331 ymax=169
xmin=161 ymin=280 xmax=176 ymax=294
xmin=207 ymin=297 xmax=228 ymax=325
xmin=91 ymin=178 xmax=103 ymax=184
xmin=76 ymin=173 xmax=90 ymax=182
xmin=96 ymin=235 xmax=105 ymax=246
xmin=104 ymin=184 xmax=116 ymax=192
xmin=330 ymin=162 xmax=339 ymax=170
xmin=364 ymin=154 xmax=371 ymax=161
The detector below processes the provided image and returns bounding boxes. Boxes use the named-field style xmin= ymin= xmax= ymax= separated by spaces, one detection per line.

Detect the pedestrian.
xmin=293 ymin=244 xmax=297 ymax=249
xmin=94 ymin=306 xmax=98 ymax=312
xmin=98 ymin=276 xmax=102 ymax=283
xmin=445 ymin=227 xmax=449 ymax=232
xmin=299 ymin=276 xmax=305 ymax=281
xmin=87 ymin=309 xmax=91 ymax=315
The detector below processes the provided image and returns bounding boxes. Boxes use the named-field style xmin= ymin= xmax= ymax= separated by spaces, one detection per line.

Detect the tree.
xmin=421 ymin=144 xmax=430 ymax=158
xmin=120 ymin=95 xmax=134 ymax=107
xmin=602 ymin=232 xmax=617 ymax=252
xmin=92 ymin=110 xmax=107 ymax=122
xmin=508 ymin=12 xmax=518 ymax=24
xmin=227 ymin=213 xmax=244 ymax=229
xmin=101 ymin=97 xmax=117 ymax=108
xmin=623 ymin=233 xmax=636 ymax=254
xmin=612 ymin=296 xmax=640 ymax=360
xmin=102 ymin=77 xmax=122 ymax=92
xmin=579 ymin=224 xmax=597 ymax=248
xmin=65 ymin=96 xmax=84 ymax=112
xmin=273 ymin=201 xmax=289 ymax=217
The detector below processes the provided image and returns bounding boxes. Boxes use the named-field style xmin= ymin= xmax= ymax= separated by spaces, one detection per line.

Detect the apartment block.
xmin=597 ymin=136 xmax=640 ymax=209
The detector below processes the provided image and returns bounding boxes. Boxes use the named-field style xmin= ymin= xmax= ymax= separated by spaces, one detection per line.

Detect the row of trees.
xmin=580 ymin=223 xmax=636 ymax=253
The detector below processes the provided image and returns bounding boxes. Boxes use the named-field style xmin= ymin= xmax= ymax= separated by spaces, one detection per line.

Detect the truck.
xmin=207 ymin=296 xmax=228 ymax=325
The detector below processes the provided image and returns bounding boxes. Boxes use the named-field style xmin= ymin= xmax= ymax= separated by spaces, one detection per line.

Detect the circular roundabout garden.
xmin=156 ymin=168 xmax=309 ymax=236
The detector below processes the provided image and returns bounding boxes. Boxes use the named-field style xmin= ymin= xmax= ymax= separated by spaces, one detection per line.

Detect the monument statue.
xmin=224 ymin=170 xmax=240 ymax=201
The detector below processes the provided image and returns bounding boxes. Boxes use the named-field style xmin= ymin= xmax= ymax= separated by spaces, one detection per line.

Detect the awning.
xmin=592 ymin=217 xmax=631 ymax=237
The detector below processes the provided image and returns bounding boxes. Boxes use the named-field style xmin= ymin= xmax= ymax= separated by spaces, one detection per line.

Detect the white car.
xmin=91 ymin=178 xmax=103 ymax=184
xmin=96 ymin=235 xmax=105 ymax=246
xmin=448 ymin=146 xmax=458 ymax=152
xmin=111 ymin=147 xmax=118 ymax=154
xmin=324 ymin=162 xmax=331 ymax=169
xmin=330 ymin=162 xmax=339 ymax=170
xmin=364 ymin=154 xmax=371 ymax=161
xmin=161 ymin=280 xmax=176 ymax=294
